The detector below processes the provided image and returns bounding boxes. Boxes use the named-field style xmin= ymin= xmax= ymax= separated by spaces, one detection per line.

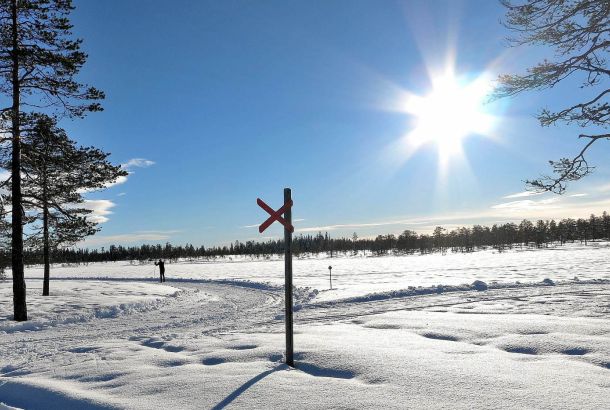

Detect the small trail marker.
xmin=257 ymin=188 xmax=295 ymax=367
xmin=328 ymin=265 xmax=332 ymax=289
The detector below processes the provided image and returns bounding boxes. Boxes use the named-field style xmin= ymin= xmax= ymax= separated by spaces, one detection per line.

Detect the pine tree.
xmin=603 ymin=211 xmax=610 ymax=239
xmin=495 ymin=0 xmax=610 ymax=193
xmin=18 ymin=114 xmax=126 ymax=296
xmin=0 ymin=0 xmax=103 ymax=320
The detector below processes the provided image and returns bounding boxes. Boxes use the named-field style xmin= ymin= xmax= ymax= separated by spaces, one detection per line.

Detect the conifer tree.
xmin=18 ymin=114 xmax=126 ymax=296
xmin=0 ymin=0 xmax=103 ymax=320
xmin=495 ymin=0 xmax=610 ymax=193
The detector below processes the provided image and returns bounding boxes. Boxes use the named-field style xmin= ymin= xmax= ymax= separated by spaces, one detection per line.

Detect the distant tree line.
xmin=5 ymin=211 xmax=610 ymax=266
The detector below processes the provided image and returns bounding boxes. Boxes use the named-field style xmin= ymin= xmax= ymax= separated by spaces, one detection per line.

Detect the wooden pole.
xmin=284 ymin=188 xmax=294 ymax=367
xmin=329 ymin=266 xmax=332 ymax=289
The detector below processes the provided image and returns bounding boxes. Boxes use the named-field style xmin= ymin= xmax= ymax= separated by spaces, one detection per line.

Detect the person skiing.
xmin=154 ymin=259 xmax=166 ymax=283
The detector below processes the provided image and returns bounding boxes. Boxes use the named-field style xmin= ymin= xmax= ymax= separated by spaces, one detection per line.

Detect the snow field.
xmin=0 ymin=280 xmax=180 ymax=334
xmin=23 ymin=242 xmax=610 ymax=302
xmin=0 ymin=243 xmax=609 ymax=408
xmin=2 ymin=283 xmax=608 ymax=409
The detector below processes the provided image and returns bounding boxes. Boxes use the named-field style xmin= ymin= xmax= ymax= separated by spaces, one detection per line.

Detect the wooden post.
xmin=328 ymin=266 xmax=332 ymax=289
xmin=284 ymin=188 xmax=294 ymax=367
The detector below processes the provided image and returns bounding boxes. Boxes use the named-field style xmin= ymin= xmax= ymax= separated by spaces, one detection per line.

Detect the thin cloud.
xmin=292 ymin=194 xmax=610 ymax=236
xmin=112 ymin=157 xmax=155 ymax=187
xmin=76 ymin=175 xmax=128 ymax=194
xmin=80 ymin=157 xmax=155 ymax=194
xmin=103 ymin=174 xmax=128 ymax=189
xmin=296 ymin=219 xmax=430 ymax=233
xmin=503 ymin=191 xmax=544 ymax=199
xmin=82 ymin=199 xmax=116 ymax=223
xmin=81 ymin=231 xmax=175 ymax=247
xmin=491 ymin=197 xmax=560 ymax=211
xmin=241 ymin=218 xmax=306 ymax=229
xmin=134 ymin=229 xmax=183 ymax=235
xmin=595 ymin=182 xmax=610 ymax=192
xmin=122 ymin=158 xmax=155 ymax=169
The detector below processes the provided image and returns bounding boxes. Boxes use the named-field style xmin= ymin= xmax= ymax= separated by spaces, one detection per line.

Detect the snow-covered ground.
xmin=0 ymin=281 xmax=180 ymax=334
xmin=1 ymin=243 xmax=609 ymax=409
xmin=22 ymin=242 xmax=610 ymax=302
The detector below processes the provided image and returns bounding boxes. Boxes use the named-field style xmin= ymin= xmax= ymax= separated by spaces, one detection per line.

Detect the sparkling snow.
xmin=0 ymin=243 xmax=608 ymax=409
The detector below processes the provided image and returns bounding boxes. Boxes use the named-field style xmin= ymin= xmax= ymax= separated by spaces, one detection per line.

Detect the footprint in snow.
xmin=502 ymin=345 xmax=538 ymax=355
xmin=68 ymin=346 xmax=100 ymax=354
xmin=561 ymin=347 xmax=589 ymax=356
xmin=420 ymin=332 xmax=460 ymax=342
xmin=230 ymin=344 xmax=257 ymax=350
xmin=159 ymin=359 xmax=189 ymax=367
xmin=202 ymin=357 xmax=226 ymax=366
xmin=363 ymin=323 xmax=401 ymax=330
xmin=140 ymin=338 xmax=185 ymax=353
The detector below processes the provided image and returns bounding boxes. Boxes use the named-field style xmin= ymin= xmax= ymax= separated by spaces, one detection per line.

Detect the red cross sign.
xmin=257 ymin=197 xmax=294 ymax=233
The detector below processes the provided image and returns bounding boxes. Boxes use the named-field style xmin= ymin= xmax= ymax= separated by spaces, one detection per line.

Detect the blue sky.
xmin=61 ymin=0 xmax=610 ymax=248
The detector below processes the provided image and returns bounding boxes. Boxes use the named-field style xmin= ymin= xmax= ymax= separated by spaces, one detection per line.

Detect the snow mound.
xmin=542 ymin=278 xmax=556 ymax=286
xmin=0 ymin=379 xmax=117 ymax=410
xmin=0 ymin=280 xmax=180 ymax=333
xmin=309 ymin=278 xmax=610 ymax=308
xmin=471 ymin=280 xmax=488 ymax=291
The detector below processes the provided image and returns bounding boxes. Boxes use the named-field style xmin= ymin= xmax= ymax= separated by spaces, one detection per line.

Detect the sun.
xmin=401 ymin=71 xmax=496 ymax=172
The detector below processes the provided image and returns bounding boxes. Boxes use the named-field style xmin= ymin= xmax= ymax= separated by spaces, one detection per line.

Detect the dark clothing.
xmin=155 ymin=260 xmax=166 ymax=283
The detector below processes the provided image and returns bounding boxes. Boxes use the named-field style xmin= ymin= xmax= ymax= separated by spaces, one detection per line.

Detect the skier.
xmin=154 ymin=259 xmax=166 ymax=283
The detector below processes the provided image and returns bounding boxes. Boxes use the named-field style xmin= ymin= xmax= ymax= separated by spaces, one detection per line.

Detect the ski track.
xmin=1 ymin=283 xmax=283 ymax=372
xmin=2 ymin=281 xmax=608 ymax=369
xmin=297 ymin=283 xmax=610 ymax=324
xmin=1 ymin=279 xmax=609 ymax=409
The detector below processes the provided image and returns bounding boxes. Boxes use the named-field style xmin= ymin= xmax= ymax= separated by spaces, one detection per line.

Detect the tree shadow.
xmin=211 ymin=365 xmax=284 ymax=410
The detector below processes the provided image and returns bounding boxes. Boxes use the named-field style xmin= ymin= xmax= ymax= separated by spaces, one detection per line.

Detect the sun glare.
xmin=401 ymin=72 xmax=496 ymax=172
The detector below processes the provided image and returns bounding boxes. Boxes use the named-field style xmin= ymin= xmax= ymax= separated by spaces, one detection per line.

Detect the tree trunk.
xmin=10 ymin=0 xmax=26 ymax=321
xmin=41 ymin=134 xmax=50 ymax=296
xmin=42 ymin=202 xmax=50 ymax=296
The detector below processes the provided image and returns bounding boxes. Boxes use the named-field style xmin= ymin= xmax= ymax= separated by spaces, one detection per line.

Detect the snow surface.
xmin=0 ymin=243 xmax=609 ymax=409
xmin=0 ymin=281 xmax=180 ymax=334
xmin=22 ymin=242 xmax=610 ymax=302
